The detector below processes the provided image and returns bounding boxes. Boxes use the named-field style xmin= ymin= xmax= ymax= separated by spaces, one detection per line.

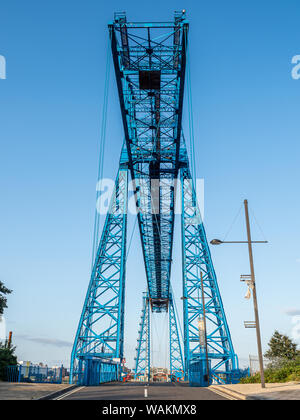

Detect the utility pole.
xmin=244 ymin=199 xmax=265 ymax=388
xmin=200 ymin=272 xmax=210 ymax=386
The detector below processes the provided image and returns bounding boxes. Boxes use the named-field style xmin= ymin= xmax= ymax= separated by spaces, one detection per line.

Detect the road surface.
xmin=58 ymin=382 xmax=230 ymax=400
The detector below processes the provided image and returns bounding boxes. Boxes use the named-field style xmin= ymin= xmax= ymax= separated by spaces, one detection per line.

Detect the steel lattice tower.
xmin=70 ymin=11 xmax=239 ymax=386
xmin=134 ymin=293 xmax=151 ymax=381
xmin=169 ymin=294 xmax=184 ymax=381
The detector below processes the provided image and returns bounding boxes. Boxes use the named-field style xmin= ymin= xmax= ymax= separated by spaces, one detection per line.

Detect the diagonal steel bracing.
xmin=134 ymin=293 xmax=151 ymax=381
xmin=180 ymin=165 xmax=238 ymax=384
xmin=71 ymin=11 xmax=240 ymax=387
xmin=109 ymin=11 xmax=188 ymax=312
xmin=70 ymin=168 xmax=128 ymax=384
xmin=169 ymin=294 xmax=184 ymax=381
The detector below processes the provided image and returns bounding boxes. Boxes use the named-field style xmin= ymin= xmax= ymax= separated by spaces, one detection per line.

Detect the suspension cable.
xmin=91 ymin=36 xmax=111 ymax=266
xmin=222 ymin=203 xmax=243 ymax=242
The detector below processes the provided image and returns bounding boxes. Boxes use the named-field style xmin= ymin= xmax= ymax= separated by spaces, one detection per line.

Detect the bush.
xmin=240 ymin=358 xmax=300 ymax=384
xmin=240 ymin=373 xmax=260 ymax=384
xmin=0 ymin=341 xmax=17 ymax=381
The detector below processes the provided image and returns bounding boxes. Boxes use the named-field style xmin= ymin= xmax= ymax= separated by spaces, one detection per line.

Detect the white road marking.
xmin=209 ymin=388 xmax=239 ymax=400
xmin=54 ymin=386 xmax=85 ymax=400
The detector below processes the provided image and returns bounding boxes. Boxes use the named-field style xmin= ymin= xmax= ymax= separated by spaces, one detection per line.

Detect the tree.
xmin=0 ymin=281 xmax=12 ymax=315
xmin=0 ymin=340 xmax=17 ymax=380
xmin=265 ymin=330 xmax=298 ymax=361
xmin=0 ymin=281 xmax=15 ymax=380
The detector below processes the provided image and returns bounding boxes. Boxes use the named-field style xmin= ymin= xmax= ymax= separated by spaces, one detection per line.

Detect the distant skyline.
xmin=1 ymin=0 xmax=300 ymax=370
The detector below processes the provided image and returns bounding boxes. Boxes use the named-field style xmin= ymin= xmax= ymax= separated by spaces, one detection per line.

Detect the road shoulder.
xmin=210 ymin=382 xmax=300 ymax=400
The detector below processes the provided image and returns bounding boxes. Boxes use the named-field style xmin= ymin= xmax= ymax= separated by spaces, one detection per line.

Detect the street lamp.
xmin=210 ymin=199 xmax=267 ymax=389
xmin=210 ymin=240 xmax=268 ymax=245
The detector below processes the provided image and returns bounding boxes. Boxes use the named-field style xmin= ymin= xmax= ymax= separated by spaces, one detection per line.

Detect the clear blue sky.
xmin=1 ymin=0 xmax=300 ymax=369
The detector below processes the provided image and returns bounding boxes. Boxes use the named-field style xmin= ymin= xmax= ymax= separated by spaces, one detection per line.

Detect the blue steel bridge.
xmin=69 ymin=11 xmax=241 ymax=387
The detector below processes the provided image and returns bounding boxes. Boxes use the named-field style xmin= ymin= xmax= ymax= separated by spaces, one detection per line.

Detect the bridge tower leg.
xmin=70 ymin=168 xmax=128 ymax=385
xmin=134 ymin=293 xmax=151 ymax=382
xmin=169 ymin=294 xmax=184 ymax=381
xmin=180 ymin=167 xmax=238 ymax=385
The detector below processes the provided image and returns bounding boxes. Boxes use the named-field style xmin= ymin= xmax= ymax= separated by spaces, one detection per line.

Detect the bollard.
xmin=144 ymin=386 xmax=148 ymax=398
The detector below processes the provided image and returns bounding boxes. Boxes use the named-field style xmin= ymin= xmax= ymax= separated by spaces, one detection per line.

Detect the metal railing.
xmin=6 ymin=364 xmax=64 ymax=384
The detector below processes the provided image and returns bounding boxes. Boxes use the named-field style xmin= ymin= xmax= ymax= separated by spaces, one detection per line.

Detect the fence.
xmin=6 ymin=364 xmax=64 ymax=384
xmin=230 ymin=368 xmax=250 ymax=383
xmin=249 ymin=355 xmax=270 ymax=375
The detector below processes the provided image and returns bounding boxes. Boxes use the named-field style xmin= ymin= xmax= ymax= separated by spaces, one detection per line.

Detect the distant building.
xmin=122 ymin=366 xmax=131 ymax=374
xmin=151 ymin=367 xmax=169 ymax=382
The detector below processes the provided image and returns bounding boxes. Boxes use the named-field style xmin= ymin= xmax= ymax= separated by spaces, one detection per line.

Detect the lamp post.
xmin=210 ymin=199 xmax=267 ymax=388
xmin=200 ymin=272 xmax=210 ymax=386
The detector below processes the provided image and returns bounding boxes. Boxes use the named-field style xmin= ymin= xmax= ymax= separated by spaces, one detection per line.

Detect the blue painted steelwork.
xmin=80 ymin=358 xmax=119 ymax=386
xmin=70 ymin=167 xmax=128 ymax=384
xmin=134 ymin=293 xmax=150 ymax=381
xmin=180 ymin=164 xmax=239 ymax=384
xmin=72 ymin=11 xmax=240 ymax=386
xmin=189 ymin=360 xmax=210 ymax=387
xmin=169 ymin=294 xmax=184 ymax=381
xmin=6 ymin=365 xmax=20 ymax=382
xmin=109 ymin=11 xmax=188 ymax=312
